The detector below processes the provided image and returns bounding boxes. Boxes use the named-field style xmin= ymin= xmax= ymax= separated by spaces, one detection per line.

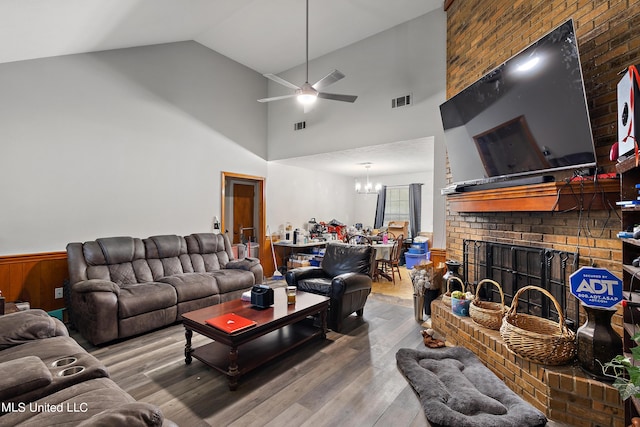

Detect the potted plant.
xmin=601 ymin=331 xmax=640 ymax=426
xmin=601 ymin=331 xmax=640 ymax=400
xmin=451 ymin=290 xmax=472 ymax=317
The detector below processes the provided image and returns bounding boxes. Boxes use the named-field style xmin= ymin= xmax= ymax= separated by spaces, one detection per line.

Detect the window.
xmin=383 ymin=186 xmax=410 ymax=225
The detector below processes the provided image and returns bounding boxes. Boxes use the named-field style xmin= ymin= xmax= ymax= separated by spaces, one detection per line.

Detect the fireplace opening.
xmin=462 ymin=239 xmax=580 ymax=331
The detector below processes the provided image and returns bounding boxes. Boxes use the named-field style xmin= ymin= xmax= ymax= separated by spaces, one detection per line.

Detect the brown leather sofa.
xmin=66 ymin=232 xmax=263 ymax=345
xmin=0 ymin=309 xmax=174 ymax=426
xmin=285 ymin=242 xmax=374 ymax=332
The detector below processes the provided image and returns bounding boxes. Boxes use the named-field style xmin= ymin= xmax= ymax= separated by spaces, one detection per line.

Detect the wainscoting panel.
xmin=0 ymin=252 xmax=68 ymax=312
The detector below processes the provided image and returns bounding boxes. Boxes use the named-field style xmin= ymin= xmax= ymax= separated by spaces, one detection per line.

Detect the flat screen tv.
xmin=439 ymin=19 xmax=596 ymax=191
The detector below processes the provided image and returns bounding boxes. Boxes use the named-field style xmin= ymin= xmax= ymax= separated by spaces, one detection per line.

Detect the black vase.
xmin=577 ymin=305 xmax=622 ymax=382
xmin=443 ymin=260 xmax=464 ymax=292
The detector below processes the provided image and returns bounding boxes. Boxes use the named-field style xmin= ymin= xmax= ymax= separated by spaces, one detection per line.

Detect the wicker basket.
xmin=469 ymin=279 xmax=508 ymax=330
xmin=413 ymin=261 xmax=433 ymax=271
xmin=442 ymin=276 xmax=464 ymax=307
xmin=499 ymin=285 xmax=576 ymax=365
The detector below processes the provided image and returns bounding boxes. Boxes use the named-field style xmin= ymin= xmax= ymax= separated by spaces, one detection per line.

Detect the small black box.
xmin=251 ymin=285 xmax=274 ymax=309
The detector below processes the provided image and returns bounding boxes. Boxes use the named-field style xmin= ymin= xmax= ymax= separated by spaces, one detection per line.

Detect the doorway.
xmin=232 ymin=183 xmax=255 ymax=244
xmin=221 ymin=172 xmax=265 ymax=263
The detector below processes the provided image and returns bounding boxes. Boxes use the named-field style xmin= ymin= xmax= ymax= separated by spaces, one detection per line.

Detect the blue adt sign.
xmin=570 ymin=266 xmax=623 ymax=309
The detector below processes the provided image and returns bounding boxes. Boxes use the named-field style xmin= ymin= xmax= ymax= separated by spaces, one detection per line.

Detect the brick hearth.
xmin=431 ymin=300 xmax=624 ymax=427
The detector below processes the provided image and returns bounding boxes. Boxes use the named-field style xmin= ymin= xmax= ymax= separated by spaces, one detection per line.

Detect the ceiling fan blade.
xmin=312 ymin=69 xmax=345 ymax=91
xmin=263 ymin=73 xmax=300 ymax=90
xmin=257 ymin=94 xmax=298 ymax=103
xmin=317 ymin=92 xmax=358 ymax=103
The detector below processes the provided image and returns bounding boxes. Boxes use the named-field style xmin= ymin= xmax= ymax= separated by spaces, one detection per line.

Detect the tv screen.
xmin=439 ymin=19 xmax=596 ymax=190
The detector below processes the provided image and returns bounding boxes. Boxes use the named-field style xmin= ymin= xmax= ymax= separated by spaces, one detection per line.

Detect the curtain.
xmin=374 ymin=185 xmax=387 ymax=229
xmin=408 ymin=183 xmax=422 ymax=239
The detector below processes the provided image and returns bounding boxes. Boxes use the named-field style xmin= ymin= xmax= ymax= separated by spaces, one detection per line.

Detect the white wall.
xmin=0 ymin=41 xmax=268 ymax=255
xmin=0 ymin=10 xmax=449 ymax=255
xmin=266 ymin=163 xmax=354 ymax=235
xmin=265 ymin=9 xmax=447 ymax=247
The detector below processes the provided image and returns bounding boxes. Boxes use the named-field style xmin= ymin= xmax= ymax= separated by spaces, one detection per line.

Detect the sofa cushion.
xmin=0 ymin=356 xmax=52 ymax=402
xmin=208 ymin=270 xmax=256 ymax=294
xmin=144 ymin=235 xmax=194 ymax=280
xmin=83 ymin=237 xmax=153 ymax=285
xmin=0 ymin=336 xmax=110 ymax=404
xmin=158 ymin=273 xmax=219 ymax=303
xmin=77 ymin=402 xmax=168 ymax=427
xmin=0 ymin=309 xmax=68 ymax=350
xmin=0 ymin=377 xmax=140 ymax=426
xmin=145 ymin=235 xmax=186 ymax=258
xmin=118 ymin=282 xmax=178 ymax=318
xmin=186 ymin=233 xmax=232 ymax=272
xmin=189 ymin=233 xmax=224 ymax=254
xmin=226 ymin=258 xmax=260 ymax=271
xmin=84 ymin=237 xmax=142 ymax=265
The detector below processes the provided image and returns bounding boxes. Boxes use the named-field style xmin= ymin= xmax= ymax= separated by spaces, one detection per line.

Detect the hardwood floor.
xmin=71 ymin=269 xmax=567 ymax=426
xmin=71 ymin=288 xmax=429 ymax=426
xmin=371 ymin=266 xmax=415 ymax=303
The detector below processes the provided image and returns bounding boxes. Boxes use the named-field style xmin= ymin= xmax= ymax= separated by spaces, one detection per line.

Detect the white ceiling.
xmin=0 ymin=0 xmax=441 ymax=74
xmin=272 ymin=138 xmax=434 ymax=178
xmin=0 ymin=0 xmax=442 ymax=176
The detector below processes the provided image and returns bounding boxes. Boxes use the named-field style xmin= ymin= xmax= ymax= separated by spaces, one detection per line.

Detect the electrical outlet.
xmin=54 ymin=287 xmax=63 ymax=299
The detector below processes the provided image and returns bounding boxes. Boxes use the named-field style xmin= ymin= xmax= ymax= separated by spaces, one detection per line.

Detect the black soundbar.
xmin=457 ymin=175 xmax=555 ymax=192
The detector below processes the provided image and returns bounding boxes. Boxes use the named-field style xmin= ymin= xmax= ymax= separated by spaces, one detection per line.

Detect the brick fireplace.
xmin=433 ymin=239 xmax=624 ymax=425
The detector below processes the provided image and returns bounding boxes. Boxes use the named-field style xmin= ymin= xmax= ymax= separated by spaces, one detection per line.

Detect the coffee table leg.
xmin=320 ymin=308 xmax=327 ymax=339
xmin=228 ymin=347 xmax=239 ymax=391
xmin=184 ymin=328 xmax=193 ymax=365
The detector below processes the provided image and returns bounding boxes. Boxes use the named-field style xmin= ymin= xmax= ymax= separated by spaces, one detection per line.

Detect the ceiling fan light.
xmin=297 ymin=93 xmax=317 ymax=105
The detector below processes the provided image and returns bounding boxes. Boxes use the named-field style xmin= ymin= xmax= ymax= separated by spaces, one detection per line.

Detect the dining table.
xmin=371 ymin=242 xmax=395 ymax=281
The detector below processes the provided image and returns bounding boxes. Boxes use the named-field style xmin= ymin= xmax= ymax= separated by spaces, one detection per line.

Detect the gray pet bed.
xmin=396 ymin=347 xmax=547 ymax=427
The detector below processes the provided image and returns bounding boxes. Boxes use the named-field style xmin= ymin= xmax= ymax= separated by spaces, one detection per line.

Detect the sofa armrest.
xmin=0 ymin=356 xmax=52 ymax=401
xmin=72 ymin=279 xmax=120 ymax=294
xmin=330 ymin=272 xmax=372 ymax=299
xmin=70 ymin=287 xmax=119 ymax=345
xmin=226 ymin=257 xmax=264 ymax=284
xmin=0 ymin=309 xmax=68 ymax=350
xmin=77 ymin=402 xmax=169 ymax=427
xmin=285 ymin=267 xmax=327 ymax=285
xmin=226 ymin=257 xmax=260 ymax=270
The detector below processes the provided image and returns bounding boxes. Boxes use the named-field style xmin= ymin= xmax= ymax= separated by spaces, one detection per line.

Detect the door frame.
xmin=221 ymin=171 xmax=266 ymax=264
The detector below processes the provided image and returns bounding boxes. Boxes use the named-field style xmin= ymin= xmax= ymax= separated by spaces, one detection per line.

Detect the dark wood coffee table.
xmin=181 ymin=287 xmax=329 ymax=390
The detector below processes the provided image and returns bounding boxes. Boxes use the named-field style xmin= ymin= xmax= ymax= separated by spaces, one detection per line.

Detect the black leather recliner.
xmin=285 ymin=242 xmax=375 ymax=332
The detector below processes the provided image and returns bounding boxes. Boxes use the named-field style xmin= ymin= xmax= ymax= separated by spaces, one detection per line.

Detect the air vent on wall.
xmin=294 ymin=121 xmax=306 ymax=131
xmin=391 ymin=94 xmax=412 ymax=109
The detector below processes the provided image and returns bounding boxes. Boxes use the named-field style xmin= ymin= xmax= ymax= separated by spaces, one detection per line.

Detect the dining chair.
xmin=377 ymin=231 xmax=396 ymax=240
xmin=345 ymin=234 xmax=373 ymax=245
xmin=377 ymin=234 xmax=404 ymax=285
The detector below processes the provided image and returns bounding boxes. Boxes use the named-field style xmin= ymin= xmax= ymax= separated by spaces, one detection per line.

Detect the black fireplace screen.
xmin=462 ymin=239 xmax=580 ymax=331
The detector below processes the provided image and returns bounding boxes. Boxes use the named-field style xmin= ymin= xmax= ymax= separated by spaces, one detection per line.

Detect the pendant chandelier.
xmin=355 ymin=163 xmax=382 ymax=194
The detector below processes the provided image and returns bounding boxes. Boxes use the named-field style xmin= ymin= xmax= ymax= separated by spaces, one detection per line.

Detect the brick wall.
xmin=444 ymin=0 xmax=640 ymax=272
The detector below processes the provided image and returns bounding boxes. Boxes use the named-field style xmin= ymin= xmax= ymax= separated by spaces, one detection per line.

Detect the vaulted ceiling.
xmin=0 ymin=0 xmax=443 ymax=177
xmin=0 ymin=0 xmax=441 ymax=74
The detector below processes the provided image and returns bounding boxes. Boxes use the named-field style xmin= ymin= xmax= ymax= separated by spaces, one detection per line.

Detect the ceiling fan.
xmin=257 ymin=0 xmax=357 ymax=107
